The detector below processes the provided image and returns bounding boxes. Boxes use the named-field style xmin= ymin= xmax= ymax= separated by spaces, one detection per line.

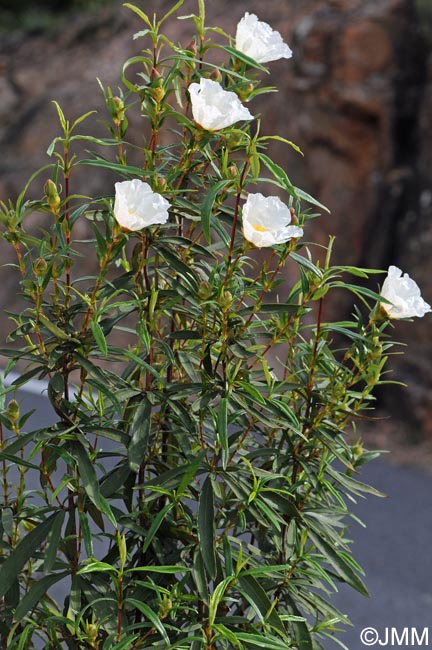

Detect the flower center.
xmin=252 ymin=224 xmax=267 ymax=232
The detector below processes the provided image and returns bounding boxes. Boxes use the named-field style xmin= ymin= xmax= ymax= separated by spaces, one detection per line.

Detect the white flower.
xmin=188 ymin=78 xmax=253 ymax=131
xmin=242 ymin=193 xmax=303 ymax=248
xmin=380 ymin=265 xmax=431 ymax=319
xmin=235 ymin=12 xmax=293 ymax=64
xmin=113 ymin=179 xmax=171 ymax=231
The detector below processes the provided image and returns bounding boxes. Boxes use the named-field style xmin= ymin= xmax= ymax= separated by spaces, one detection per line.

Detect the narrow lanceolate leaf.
xmin=91 ymin=320 xmax=108 ymax=356
xmin=198 ymin=476 xmax=217 ymax=579
xmin=128 ymin=397 xmax=151 ymax=472
xmin=285 ymin=595 xmax=313 ymax=650
xmin=237 ymin=574 xmax=285 ymax=634
xmin=201 ymin=179 xmax=232 ymax=243
xmin=176 ymin=450 xmax=206 ymax=497
xmin=126 ymin=599 xmax=170 ymax=644
xmin=43 ymin=509 xmax=66 ymax=573
xmin=68 ymin=441 xmax=117 ymax=528
xmin=217 ymin=397 xmax=228 ymax=469
xmin=308 ymin=530 xmax=369 ymax=596
xmin=142 ymin=502 xmax=175 ymax=553
xmin=259 ymin=153 xmax=296 ymax=195
xmin=209 ymin=576 xmax=234 ymax=625
xmin=294 ymin=186 xmax=330 ymax=213
xmin=15 ymin=571 xmax=69 ymax=620
xmin=0 ymin=512 xmax=62 ymax=599
xmin=235 ymin=633 xmax=290 ymax=649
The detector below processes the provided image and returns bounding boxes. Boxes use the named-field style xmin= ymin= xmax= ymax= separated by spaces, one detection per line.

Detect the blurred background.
xmin=1 ymin=0 xmax=432 ymax=460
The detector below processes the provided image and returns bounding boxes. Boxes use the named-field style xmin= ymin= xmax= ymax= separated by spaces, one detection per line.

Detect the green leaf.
xmin=125 ymin=598 xmax=170 ymax=644
xmin=128 ymin=398 xmax=151 ymax=473
xmin=91 ymin=320 xmax=108 ymax=356
xmin=294 ymin=186 xmax=330 ymax=213
xmin=198 ymin=476 xmax=216 ymax=579
xmin=222 ymin=45 xmax=269 ymax=73
xmin=158 ymin=0 xmax=186 ymax=27
xmin=262 ymin=135 xmax=304 ymax=156
xmin=43 ymin=509 xmax=66 ymax=573
xmin=239 ymin=563 xmax=295 ymax=578
xmin=212 ymin=624 xmax=243 ymax=648
xmin=79 ymin=511 xmax=94 ymax=558
xmin=201 ymin=179 xmax=232 ymax=243
xmin=15 ymin=571 xmax=69 ymax=620
xmin=124 ymin=565 xmax=191 ymax=575
xmin=79 ymin=158 xmax=154 ymax=177
xmin=142 ymin=502 xmax=175 ymax=553
xmin=209 ymin=576 xmax=234 ymax=625
xmin=259 ymin=153 xmax=296 ymax=196
xmin=285 ymin=595 xmax=313 ymax=650
xmin=176 ymin=450 xmax=206 ymax=498
xmin=123 ymin=3 xmax=153 ymax=27
xmin=308 ymin=530 xmax=369 ymax=596
xmin=38 ymin=313 xmax=77 ymax=342
xmin=1 ymin=508 xmax=13 ymax=539
xmin=68 ymin=441 xmax=117 ymax=528
xmin=0 ymin=512 xmax=62 ymax=599
xmin=234 ymin=633 xmax=289 ymax=649
xmin=107 ymin=636 xmax=140 ymax=650
xmin=237 ymin=574 xmax=285 ymax=634
xmin=289 ymin=251 xmax=323 ymax=277
xmin=217 ymin=397 xmax=228 ymax=469
xmin=77 ymin=561 xmax=117 ymax=574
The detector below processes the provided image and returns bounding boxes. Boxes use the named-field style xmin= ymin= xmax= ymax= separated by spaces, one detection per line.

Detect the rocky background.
xmin=1 ymin=0 xmax=431 ymax=450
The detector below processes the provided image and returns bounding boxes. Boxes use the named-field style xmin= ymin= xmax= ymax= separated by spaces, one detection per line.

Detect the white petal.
xmin=242 ymin=193 xmax=302 ymax=248
xmin=189 ymin=79 xmax=253 ymax=131
xmin=236 ymin=12 xmax=292 ymax=64
xmin=114 ymin=180 xmax=171 ymax=231
xmin=380 ymin=265 xmax=431 ymax=319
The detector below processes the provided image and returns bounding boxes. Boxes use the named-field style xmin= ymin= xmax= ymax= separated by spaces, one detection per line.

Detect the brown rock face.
xmin=0 ymin=0 xmax=431 ymax=437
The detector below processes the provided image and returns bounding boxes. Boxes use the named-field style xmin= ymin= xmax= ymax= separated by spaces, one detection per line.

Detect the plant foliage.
xmin=0 ymin=2 xmax=423 ymax=648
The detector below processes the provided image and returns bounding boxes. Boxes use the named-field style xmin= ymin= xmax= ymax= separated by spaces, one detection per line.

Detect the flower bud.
xmin=118 ymin=532 xmax=127 ymax=570
xmin=220 ymin=291 xmax=233 ymax=309
xmin=84 ymin=620 xmax=99 ymax=644
xmin=111 ymin=96 xmax=125 ymax=124
xmin=227 ymin=163 xmax=239 ymax=179
xmin=226 ymin=133 xmax=243 ymax=149
xmin=289 ymin=207 xmax=299 ymax=224
xmin=151 ymin=85 xmax=166 ymax=103
xmin=22 ymin=279 xmax=37 ymax=297
xmin=198 ymin=281 xmax=213 ymax=300
xmin=153 ymin=176 xmax=167 ymax=192
xmin=44 ymin=179 xmax=61 ymax=215
xmin=235 ymin=83 xmax=254 ymax=102
xmin=33 ymin=257 xmax=48 ymax=276
xmin=150 ymin=66 xmax=162 ymax=82
xmin=186 ymin=39 xmax=197 ymax=56
xmin=158 ymin=594 xmax=172 ymax=619
xmin=6 ymin=399 xmax=20 ymax=424
xmin=210 ymin=68 xmax=223 ymax=83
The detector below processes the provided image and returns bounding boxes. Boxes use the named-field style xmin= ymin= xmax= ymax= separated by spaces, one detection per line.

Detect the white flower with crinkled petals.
xmin=242 ymin=193 xmax=303 ymax=248
xmin=235 ymin=12 xmax=293 ymax=64
xmin=380 ymin=265 xmax=431 ymax=319
xmin=189 ymin=78 xmax=253 ymax=131
xmin=113 ymin=179 xmax=171 ymax=231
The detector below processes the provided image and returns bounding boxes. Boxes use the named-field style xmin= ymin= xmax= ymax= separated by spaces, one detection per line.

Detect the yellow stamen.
xmin=252 ymin=224 xmax=267 ymax=232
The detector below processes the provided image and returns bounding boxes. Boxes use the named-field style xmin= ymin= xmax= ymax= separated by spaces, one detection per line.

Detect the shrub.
xmin=0 ymin=2 xmax=430 ymax=648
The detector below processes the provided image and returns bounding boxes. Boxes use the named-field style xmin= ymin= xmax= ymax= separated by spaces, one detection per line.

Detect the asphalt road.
xmin=4 ymin=377 xmax=432 ymax=649
xmin=331 ymin=459 xmax=432 ymax=649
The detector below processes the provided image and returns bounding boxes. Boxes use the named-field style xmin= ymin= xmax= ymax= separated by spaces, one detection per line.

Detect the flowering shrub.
xmin=0 ymin=2 xmax=430 ymax=649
